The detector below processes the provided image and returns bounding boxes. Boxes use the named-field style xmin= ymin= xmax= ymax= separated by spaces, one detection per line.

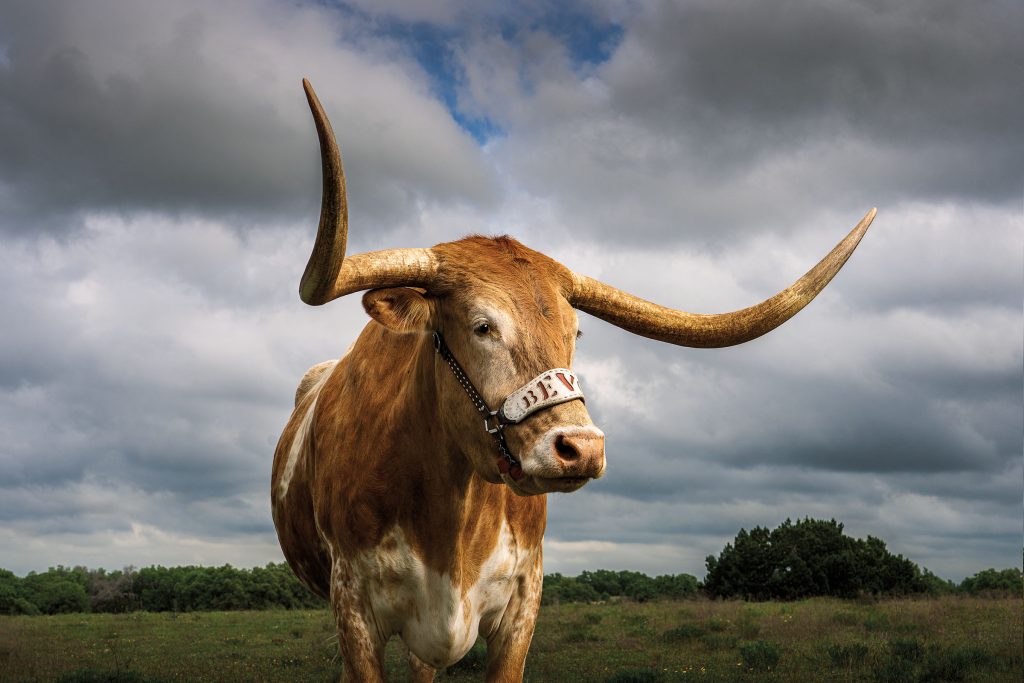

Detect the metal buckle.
xmin=484 ymin=412 xmax=502 ymax=434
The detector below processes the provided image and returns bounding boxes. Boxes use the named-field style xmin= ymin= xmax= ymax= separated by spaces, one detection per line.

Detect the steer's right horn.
xmin=565 ymin=209 xmax=876 ymax=348
xmin=300 ymin=79 xmax=438 ymax=305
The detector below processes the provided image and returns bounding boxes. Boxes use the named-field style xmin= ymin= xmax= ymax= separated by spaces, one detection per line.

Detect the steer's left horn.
xmin=300 ymin=79 xmax=438 ymax=305
xmin=565 ymin=208 xmax=876 ymax=348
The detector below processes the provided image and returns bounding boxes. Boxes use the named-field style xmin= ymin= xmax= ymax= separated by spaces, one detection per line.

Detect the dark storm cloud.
xmin=837 ymin=205 xmax=1023 ymax=314
xmin=0 ymin=0 xmax=1018 ymax=581
xmin=459 ymin=0 xmax=1023 ymax=247
xmin=0 ymin=0 xmax=499 ymax=236
xmin=0 ymin=214 xmax=372 ymax=577
xmin=0 ymin=41 xmax=301 ymax=224
xmin=0 ymin=218 xmax=349 ymax=513
xmin=557 ymin=201 xmax=1020 ymax=579
xmin=608 ymin=0 xmax=1021 ymax=183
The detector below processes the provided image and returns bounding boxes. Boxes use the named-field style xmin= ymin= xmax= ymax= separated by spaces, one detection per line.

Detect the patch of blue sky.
xmin=519 ymin=3 xmax=624 ymax=69
xmin=368 ymin=18 xmax=502 ymax=144
xmin=324 ymin=2 xmax=622 ymax=144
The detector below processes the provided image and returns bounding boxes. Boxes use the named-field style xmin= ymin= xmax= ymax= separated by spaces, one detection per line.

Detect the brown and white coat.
xmin=270 ymin=79 xmax=875 ymax=682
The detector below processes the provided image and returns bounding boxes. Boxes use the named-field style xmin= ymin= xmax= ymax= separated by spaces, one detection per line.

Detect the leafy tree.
xmin=0 ymin=568 xmax=39 ymax=615
xmin=652 ymin=573 xmax=699 ymax=599
xmin=705 ymin=526 xmax=774 ymax=599
xmin=0 ymin=569 xmax=20 ymax=611
xmin=134 ymin=566 xmax=181 ymax=612
xmin=39 ymin=580 xmax=90 ymax=614
xmin=960 ymin=568 xmax=1023 ymax=596
xmin=918 ymin=568 xmax=956 ymax=595
xmin=577 ymin=570 xmax=661 ymax=601
xmin=19 ymin=566 xmax=91 ymax=614
xmin=705 ymin=518 xmax=939 ymax=599
xmin=87 ymin=567 xmax=138 ymax=613
xmin=541 ymin=573 xmax=602 ymax=605
xmin=542 ymin=570 xmax=697 ymax=604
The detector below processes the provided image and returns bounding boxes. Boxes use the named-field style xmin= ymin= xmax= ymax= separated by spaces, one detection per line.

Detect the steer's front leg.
xmin=331 ymin=564 xmax=388 ymax=683
xmin=407 ymin=647 xmax=437 ymax=683
xmin=483 ymin=556 xmax=544 ymax=683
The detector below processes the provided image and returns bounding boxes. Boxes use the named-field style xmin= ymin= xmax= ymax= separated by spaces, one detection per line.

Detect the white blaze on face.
xmin=467 ymin=304 xmax=520 ymax=384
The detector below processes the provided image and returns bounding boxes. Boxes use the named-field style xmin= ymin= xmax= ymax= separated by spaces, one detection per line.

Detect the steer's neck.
xmin=315 ymin=321 xmax=545 ymax=585
xmin=402 ymin=333 xmax=511 ymax=576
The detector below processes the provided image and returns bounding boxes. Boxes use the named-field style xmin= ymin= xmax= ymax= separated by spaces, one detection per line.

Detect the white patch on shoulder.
xmin=350 ymin=523 xmax=534 ymax=669
xmin=278 ymin=363 xmax=335 ymax=500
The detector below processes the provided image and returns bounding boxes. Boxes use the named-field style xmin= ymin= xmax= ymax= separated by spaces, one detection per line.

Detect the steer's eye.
xmin=474 ymin=322 xmax=491 ymax=336
xmin=576 ymin=329 xmax=584 ymax=339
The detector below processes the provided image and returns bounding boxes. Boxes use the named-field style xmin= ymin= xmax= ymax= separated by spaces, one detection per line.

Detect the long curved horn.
xmin=299 ymin=79 xmax=438 ymax=305
xmin=566 ymin=209 xmax=876 ymax=348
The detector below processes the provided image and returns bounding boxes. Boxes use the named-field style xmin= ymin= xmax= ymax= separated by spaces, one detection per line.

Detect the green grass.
xmin=1 ymin=597 xmax=1020 ymax=682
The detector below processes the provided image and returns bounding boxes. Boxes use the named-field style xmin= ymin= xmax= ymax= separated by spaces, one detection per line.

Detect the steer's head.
xmin=297 ymin=79 xmax=875 ymax=496
xmin=363 ymin=236 xmax=605 ymax=495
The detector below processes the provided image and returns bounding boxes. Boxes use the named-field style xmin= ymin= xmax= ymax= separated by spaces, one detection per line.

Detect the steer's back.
xmin=271 ymin=358 xmax=338 ymax=599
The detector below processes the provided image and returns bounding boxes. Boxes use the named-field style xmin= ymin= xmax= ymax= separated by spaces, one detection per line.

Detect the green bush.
xmin=624 ymin=613 xmax=651 ymax=637
xmin=872 ymin=658 xmax=915 ymax=683
xmin=872 ymin=643 xmax=994 ymax=683
xmin=959 ymin=568 xmax=1023 ymax=596
xmin=740 ymin=640 xmax=781 ymax=671
xmin=542 ymin=569 xmax=698 ymax=604
xmin=705 ymin=518 xmax=940 ymax=599
xmin=863 ymin=612 xmax=892 ymax=632
xmin=34 ymin=579 xmax=90 ymax=614
xmin=701 ymin=633 xmax=739 ymax=650
xmin=564 ymin=625 xmax=599 ymax=643
xmin=736 ymin=608 xmax=762 ymax=639
xmin=605 ymin=669 xmax=665 ymax=683
xmin=827 ymin=642 xmax=869 ymax=668
xmin=889 ymin=637 xmax=924 ymax=662
xmin=831 ymin=610 xmax=861 ymax=626
xmin=921 ymin=646 xmax=992 ymax=682
xmin=7 ymin=596 xmax=40 ymax=616
xmin=2 ymin=563 xmax=326 ymax=615
xmin=705 ymin=615 xmax=728 ymax=632
xmin=54 ymin=671 xmax=167 ymax=683
xmin=661 ymin=623 xmax=706 ymax=642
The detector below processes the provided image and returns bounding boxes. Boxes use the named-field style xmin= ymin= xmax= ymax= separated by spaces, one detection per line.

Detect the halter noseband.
xmin=432 ymin=331 xmax=585 ymax=481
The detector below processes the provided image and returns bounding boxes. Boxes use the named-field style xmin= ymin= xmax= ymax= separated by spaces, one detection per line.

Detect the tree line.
xmin=542 ymin=569 xmax=700 ymax=604
xmin=703 ymin=517 xmax=1021 ymax=600
xmin=1 ymin=519 xmax=1019 ymax=615
xmin=0 ymin=563 xmax=325 ymax=616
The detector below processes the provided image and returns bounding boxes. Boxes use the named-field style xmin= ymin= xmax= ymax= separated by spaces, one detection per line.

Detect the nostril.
xmin=554 ymin=434 xmax=581 ymax=462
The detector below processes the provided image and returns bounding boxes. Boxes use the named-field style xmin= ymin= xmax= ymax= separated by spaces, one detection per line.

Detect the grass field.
xmin=1 ymin=596 xmax=1020 ymax=682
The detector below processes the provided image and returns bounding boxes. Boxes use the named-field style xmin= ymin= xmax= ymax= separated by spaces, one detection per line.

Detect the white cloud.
xmin=0 ymin=0 xmax=1019 ymax=584
xmin=0 ymin=524 xmax=283 ymax=575
xmin=0 ymin=0 xmax=499 ymax=233
xmin=544 ymin=538 xmax=705 ymax=577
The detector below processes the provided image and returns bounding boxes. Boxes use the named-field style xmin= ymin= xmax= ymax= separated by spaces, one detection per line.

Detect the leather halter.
xmin=432 ymin=331 xmax=585 ymax=481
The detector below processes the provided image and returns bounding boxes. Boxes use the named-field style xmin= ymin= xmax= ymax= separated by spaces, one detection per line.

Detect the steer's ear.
xmin=362 ymin=287 xmax=433 ymax=334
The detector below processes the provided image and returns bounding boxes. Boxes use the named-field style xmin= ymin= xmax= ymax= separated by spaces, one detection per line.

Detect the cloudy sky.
xmin=0 ymin=0 xmax=1020 ymax=582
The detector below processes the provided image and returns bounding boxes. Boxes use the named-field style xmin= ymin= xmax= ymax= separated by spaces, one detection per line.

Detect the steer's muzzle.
xmin=509 ymin=424 xmax=606 ymax=495
xmin=552 ymin=429 xmax=605 ymax=475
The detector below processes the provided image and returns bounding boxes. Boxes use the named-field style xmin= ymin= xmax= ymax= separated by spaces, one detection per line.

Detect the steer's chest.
xmin=349 ymin=523 xmax=533 ymax=669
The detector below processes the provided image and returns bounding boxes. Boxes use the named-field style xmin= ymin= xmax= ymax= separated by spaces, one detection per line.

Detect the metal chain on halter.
xmin=432 ymin=331 xmax=520 ymax=469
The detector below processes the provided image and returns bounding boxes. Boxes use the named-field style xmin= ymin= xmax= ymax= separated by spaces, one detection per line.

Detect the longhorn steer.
xmin=272 ymin=79 xmax=875 ymax=683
